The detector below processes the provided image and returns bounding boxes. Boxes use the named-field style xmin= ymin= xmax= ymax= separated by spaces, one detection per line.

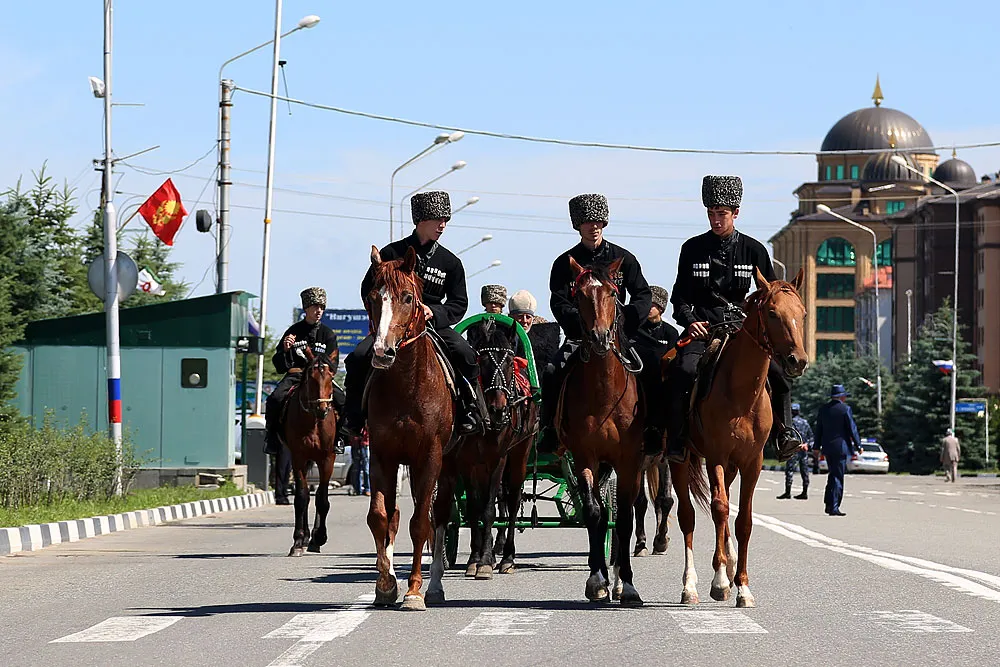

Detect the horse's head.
xmin=570 ymin=255 xmax=622 ymax=358
xmin=367 ymin=245 xmax=425 ymax=370
xmin=301 ymin=348 xmax=336 ymax=420
xmin=747 ymin=267 xmax=809 ymax=378
xmin=473 ymin=317 xmax=519 ymax=430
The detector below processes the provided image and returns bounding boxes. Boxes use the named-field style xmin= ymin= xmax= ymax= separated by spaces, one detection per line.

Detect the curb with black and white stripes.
xmin=1 ymin=490 xmax=275 ymax=557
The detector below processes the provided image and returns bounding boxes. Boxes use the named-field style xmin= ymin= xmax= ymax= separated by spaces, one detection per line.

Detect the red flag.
xmin=138 ymin=178 xmax=187 ymax=246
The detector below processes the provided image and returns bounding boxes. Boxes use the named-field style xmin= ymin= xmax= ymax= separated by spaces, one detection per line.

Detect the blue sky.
xmin=2 ymin=0 xmax=998 ymax=327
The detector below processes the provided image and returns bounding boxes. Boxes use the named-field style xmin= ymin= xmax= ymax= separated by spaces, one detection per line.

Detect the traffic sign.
xmin=955 ymin=402 xmax=986 ymax=414
xmin=293 ymin=308 xmax=370 ymax=358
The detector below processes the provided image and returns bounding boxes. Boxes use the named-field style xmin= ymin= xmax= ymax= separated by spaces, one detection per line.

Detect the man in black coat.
xmin=665 ymin=175 xmax=801 ymax=462
xmin=537 ymin=193 xmax=653 ymax=453
xmin=342 ymin=191 xmax=480 ymax=437
xmin=815 ymin=384 xmax=862 ymax=516
xmin=634 ymin=285 xmax=679 ymax=453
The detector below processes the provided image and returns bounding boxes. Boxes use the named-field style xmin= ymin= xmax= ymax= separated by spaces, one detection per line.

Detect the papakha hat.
xmin=701 ymin=175 xmax=743 ymax=209
xmin=411 ymin=190 xmax=451 ymax=224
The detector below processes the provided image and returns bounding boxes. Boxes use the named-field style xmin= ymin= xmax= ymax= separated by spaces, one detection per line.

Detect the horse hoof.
xmin=374 ymin=579 xmax=399 ymax=607
xmin=465 ymin=563 xmax=478 ymax=578
xmin=425 ymin=589 xmax=446 ymax=606
xmin=475 ymin=565 xmax=494 ymax=580
xmin=612 ymin=583 xmax=623 ymax=601
xmin=400 ymin=594 xmax=426 ymax=611
xmin=287 ymin=547 xmax=305 ymax=557
xmin=306 ymin=543 xmax=321 ymax=553
xmin=736 ymin=586 xmax=756 ymax=608
xmin=653 ymin=538 xmax=669 ymax=554
xmin=710 ymin=585 xmax=731 ymax=602
xmin=498 ymin=562 xmax=515 ymax=575
xmin=633 ymin=547 xmax=649 ymax=558
xmin=681 ymin=590 xmax=699 ymax=605
xmin=585 ymin=574 xmax=610 ymax=603
xmin=620 ymin=583 xmax=643 ymax=607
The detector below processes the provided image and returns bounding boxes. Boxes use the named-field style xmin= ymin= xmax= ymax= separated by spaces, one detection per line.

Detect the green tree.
xmin=0 ymin=278 xmax=24 ymax=416
xmin=883 ymin=301 xmax=986 ymax=473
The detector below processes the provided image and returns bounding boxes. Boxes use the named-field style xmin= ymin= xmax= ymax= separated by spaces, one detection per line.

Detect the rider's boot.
xmin=536 ymin=365 xmax=561 ymax=454
xmin=664 ymin=390 xmax=690 ymax=463
xmin=772 ymin=393 xmax=803 ymax=462
xmin=263 ymin=399 xmax=281 ymax=456
xmin=455 ymin=378 xmax=481 ymax=435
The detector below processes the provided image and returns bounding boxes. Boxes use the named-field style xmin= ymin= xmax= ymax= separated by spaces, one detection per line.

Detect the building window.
xmin=876 ymin=239 xmax=893 ymax=266
xmin=885 ymin=200 xmax=905 ymax=215
xmin=816 ymin=339 xmax=854 ymax=357
xmin=816 ymin=237 xmax=856 ymax=266
xmin=825 ymin=165 xmax=832 ymax=181
xmin=816 ymin=273 xmax=855 ymax=299
xmin=850 ymin=165 xmax=859 ymax=180
xmin=816 ymin=306 xmax=855 ymax=332
xmin=836 ymin=165 xmax=845 ymax=180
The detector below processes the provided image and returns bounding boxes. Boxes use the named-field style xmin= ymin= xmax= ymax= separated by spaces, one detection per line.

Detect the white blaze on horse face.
xmin=374 ymin=287 xmax=394 ymax=356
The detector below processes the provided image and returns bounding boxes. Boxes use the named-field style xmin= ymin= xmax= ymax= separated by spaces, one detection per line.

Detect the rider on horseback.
xmin=341 ymin=191 xmax=481 ymax=438
xmin=664 ymin=175 xmax=802 ymax=463
xmin=537 ymin=193 xmax=653 ymax=454
xmin=264 ymin=287 xmax=344 ymax=456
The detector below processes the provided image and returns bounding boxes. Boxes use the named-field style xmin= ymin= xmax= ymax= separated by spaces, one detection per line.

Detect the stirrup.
xmin=776 ymin=427 xmax=803 ymax=463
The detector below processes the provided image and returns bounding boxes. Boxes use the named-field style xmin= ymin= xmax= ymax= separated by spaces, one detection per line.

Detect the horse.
xmin=365 ymin=245 xmax=454 ymax=611
xmin=435 ymin=317 xmax=539 ymax=580
xmin=281 ymin=347 xmax=339 ymax=557
xmin=632 ymin=454 xmax=674 ymax=557
xmin=670 ymin=267 xmax=807 ymax=608
xmin=556 ymin=256 xmax=646 ymax=605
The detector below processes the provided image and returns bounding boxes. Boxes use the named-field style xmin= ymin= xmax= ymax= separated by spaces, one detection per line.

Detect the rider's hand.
xmin=422 ymin=304 xmax=434 ymax=322
xmin=687 ymin=321 xmax=710 ymax=339
xmin=799 ymin=443 xmax=809 ymax=452
xmin=283 ymin=334 xmax=297 ymax=349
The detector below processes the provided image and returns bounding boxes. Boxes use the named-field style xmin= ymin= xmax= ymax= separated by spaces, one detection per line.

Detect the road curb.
xmin=762 ymin=465 xmax=998 ymax=478
xmin=1 ymin=490 xmax=275 ymax=557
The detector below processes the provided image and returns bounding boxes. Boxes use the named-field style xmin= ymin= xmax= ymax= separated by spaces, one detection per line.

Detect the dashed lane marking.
xmin=458 ymin=611 xmax=554 ymax=636
xmin=857 ymin=610 xmax=973 ymax=633
xmin=668 ymin=611 xmax=768 ymax=634
xmin=264 ymin=594 xmax=371 ymax=667
xmin=51 ymin=617 xmax=183 ymax=643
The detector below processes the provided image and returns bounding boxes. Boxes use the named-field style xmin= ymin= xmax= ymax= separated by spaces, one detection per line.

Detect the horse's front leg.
xmin=734 ymin=462 xmax=761 ymax=608
xmin=653 ymin=459 xmax=674 ymax=554
xmin=577 ymin=461 xmax=610 ymax=603
xmin=402 ymin=447 xmax=441 ymax=611
xmin=464 ymin=477 xmax=484 ymax=578
xmin=708 ymin=462 xmax=732 ymax=602
xmin=476 ymin=455 xmax=507 ymax=579
xmin=614 ymin=460 xmax=644 ymax=606
xmin=288 ymin=456 xmax=310 ymax=557
xmin=670 ymin=459 xmax=699 ymax=604
xmin=427 ymin=467 xmax=455 ymax=606
xmin=633 ymin=467 xmax=649 ymax=557
xmin=308 ymin=455 xmax=333 ymax=553
xmin=367 ymin=452 xmax=400 ymax=606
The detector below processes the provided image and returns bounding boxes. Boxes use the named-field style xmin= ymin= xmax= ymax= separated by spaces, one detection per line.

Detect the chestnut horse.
xmin=282 ymin=347 xmax=339 ymax=557
xmin=365 ymin=245 xmax=454 ymax=611
xmin=557 ymin=256 xmax=646 ymax=605
xmin=671 ymin=268 xmax=807 ymax=608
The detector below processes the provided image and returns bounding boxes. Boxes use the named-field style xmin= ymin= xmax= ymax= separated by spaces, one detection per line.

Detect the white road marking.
xmin=51 ymin=616 xmax=182 ymax=643
xmin=860 ymin=490 xmax=886 ymax=495
xmin=934 ymin=491 xmax=961 ymax=497
xmin=754 ymin=513 xmax=1000 ymax=603
xmin=458 ymin=611 xmax=553 ymax=636
xmin=857 ymin=610 xmax=972 ymax=633
xmin=668 ymin=611 xmax=767 ymax=634
xmin=264 ymin=595 xmax=371 ymax=666
xmin=898 ymin=491 xmax=923 ymax=496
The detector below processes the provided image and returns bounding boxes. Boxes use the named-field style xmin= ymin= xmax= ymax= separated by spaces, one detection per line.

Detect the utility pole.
xmin=217 ymin=79 xmax=234 ymax=293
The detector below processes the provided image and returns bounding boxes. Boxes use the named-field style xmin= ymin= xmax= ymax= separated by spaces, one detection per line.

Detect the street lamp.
xmin=389 ymin=131 xmax=464 ymax=241
xmin=452 ymin=196 xmax=480 ymax=216
xmin=891 ymin=154 xmax=961 ymax=433
xmin=398 ymin=160 xmax=467 ymax=238
xmin=817 ymin=204 xmax=883 ymax=419
xmin=217 ymin=13 xmax=321 ymax=294
xmin=469 ymin=259 xmax=502 ymax=278
xmin=457 ymin=233 xmax=493 ymax=256
xmin=905 ymin=288 xmax=913 ymax=361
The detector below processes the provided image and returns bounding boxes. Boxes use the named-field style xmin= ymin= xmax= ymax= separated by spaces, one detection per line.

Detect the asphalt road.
xmin=1 ymin=471 xmax=998 ymax=667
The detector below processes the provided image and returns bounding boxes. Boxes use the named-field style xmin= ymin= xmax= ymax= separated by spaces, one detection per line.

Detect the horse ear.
xmin=608 ymin=257 xmax=624 ymax=276
xmin=370 ymin=245 xmax=382 ymax=266
xmin=753 ymin=266 xmax=771 ymax=290
xmin=791 ymin=267 xmax=804 ymax=293
xmin=401 ymin=246 xmax=418 ymax=274
xmin=569 ymin=255 xmax=584 ymax=277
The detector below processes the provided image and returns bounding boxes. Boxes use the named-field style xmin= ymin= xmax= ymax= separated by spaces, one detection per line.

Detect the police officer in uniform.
xmin=537 ymin=193 xmax=653 ymax=453
xmin=341 ymin=191 xmax=480 ymax=437
xmin=815 ymin=384 xmax=862 ymax=516
xmin=777 ymin=403 xmax=814 ymax=500
xmin=665 ymin=175 xmax=801 ymax=463
xmin=265 ymin=287 xmax=343 ymax=503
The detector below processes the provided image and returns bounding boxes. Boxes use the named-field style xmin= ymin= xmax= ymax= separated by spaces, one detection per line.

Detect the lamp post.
xmin=772 ymin=257 xmax=787 ymax=281
xmin=398 ymin=161 xmax=467 ymax=237
xmin=217 ymin=14 xmax=320 ymax=294
xmin=817 ymin=204 xmax=882 ymax=419
xmin=905 ymin=288 xmax=913 ymax=361
xmin=389 ymin=131 xmax=464 ymax=241
xmin=451 ymin=196 xmax=480 ymax=217
xmin=891 ymin=155 xmax=961 ymax=433
xmin=469 ymin=259 xmax=502 ymax=278
xmin=457 ymin=233 xmax=493 ymax=256
xmin=253 ymin=0 xmax=287 ymax=418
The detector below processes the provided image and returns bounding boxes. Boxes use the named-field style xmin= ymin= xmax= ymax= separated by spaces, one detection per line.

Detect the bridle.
xmin=370 ymin=273 xmax=428 ymax=355
xmin=299 ymin=354 xmax=336 ymax=420
xmin=741 ymin=285 xmax=800 ymax=360
xmin=573 ymin=270 xmax=642 ymax=373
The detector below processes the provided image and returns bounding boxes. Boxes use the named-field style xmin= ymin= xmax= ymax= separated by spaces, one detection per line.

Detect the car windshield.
xmin=860 ymin=443 xmax=883 ymax=453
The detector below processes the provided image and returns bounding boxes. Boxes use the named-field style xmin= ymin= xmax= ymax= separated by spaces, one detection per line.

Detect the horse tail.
xmin=686 ymin=453 xmax=711 ymax=514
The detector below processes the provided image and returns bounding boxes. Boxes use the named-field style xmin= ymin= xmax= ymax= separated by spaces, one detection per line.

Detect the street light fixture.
xmin=457 ymin=232 xmax=493 ymax=256
xmin=398 ymin=160 xmax=467 ymax=238
xmin=817 ymin=204 xmax=883 ymax=420
xmin=905 ymin=288 xmax=913 ymax=361
xmin=469 ymin=259 xmax=502 ymax=278
xmin=891 ymin=154 xmax=961 ymax=433
xmin=389 ymin=131 xmax=464 ymax=241
xmin=452 ymin=196 xmax=480 ymax=216
xmin=217 ymin=13 xmax=321 ymax=295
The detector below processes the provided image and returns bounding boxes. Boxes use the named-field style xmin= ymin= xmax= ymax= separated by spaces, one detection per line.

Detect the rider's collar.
xmin=408 ymin=232 xmax=439 ymax=254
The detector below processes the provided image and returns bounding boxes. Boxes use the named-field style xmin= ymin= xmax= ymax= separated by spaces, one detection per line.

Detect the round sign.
xmin=87 ymin=252 xmax=139 ymax=302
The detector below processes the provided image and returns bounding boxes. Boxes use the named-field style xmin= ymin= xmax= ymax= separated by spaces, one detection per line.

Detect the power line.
xmin=119 ymin=144 xmax=216 ymax=176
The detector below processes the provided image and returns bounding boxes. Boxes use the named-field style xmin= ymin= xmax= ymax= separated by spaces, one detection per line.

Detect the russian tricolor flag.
xmin=932 ymin=359 xmax=954 ymax=374
xmin=248 ymin=311 xmax=261 ymax=337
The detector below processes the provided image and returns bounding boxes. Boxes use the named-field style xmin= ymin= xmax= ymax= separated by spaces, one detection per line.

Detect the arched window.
xmin=876 ymin=239 xmax=893 ymax=266
xmin=817 ymin=237 xmax=856 ymax=267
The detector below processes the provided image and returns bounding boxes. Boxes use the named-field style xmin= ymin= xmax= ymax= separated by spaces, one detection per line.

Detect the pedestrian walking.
xmin=349 ymin=429 xmax=371 ymax=496
xmin=814 ymin=384 xmax=862 ymax=517
xmin=777 ymin=403 xmax=813 ymax=500
xmin=940 ymin=428 xmax=961 ymax=483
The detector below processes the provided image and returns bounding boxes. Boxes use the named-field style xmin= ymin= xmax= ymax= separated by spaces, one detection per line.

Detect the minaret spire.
xmin=872 ymin=74 xmax=884 ymax=107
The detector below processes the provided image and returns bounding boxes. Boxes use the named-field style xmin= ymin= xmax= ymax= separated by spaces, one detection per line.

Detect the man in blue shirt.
xmin=814 ymin=384 xmax=862 ymax=516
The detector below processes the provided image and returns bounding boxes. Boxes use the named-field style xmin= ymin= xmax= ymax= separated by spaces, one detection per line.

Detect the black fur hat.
xmin=701 ymin=175 xmax=743 ymax=209
xmin=411 ymin=190 xmax=451 ymax=223
xmin=568 ymin=193 xmax=609 ymax=229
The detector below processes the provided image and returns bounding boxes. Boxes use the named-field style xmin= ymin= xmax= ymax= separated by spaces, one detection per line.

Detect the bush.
xmin=0 ymin=416 xmax=144 ymax=510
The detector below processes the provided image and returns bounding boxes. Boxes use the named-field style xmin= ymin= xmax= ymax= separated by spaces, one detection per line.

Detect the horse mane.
xmin=746 ymin=279 xmax=800 ymax=310
xmin=581 ymin=260 xmax=618 ymax=285
xmin=373 ymin=257 xmax=425 ymax=299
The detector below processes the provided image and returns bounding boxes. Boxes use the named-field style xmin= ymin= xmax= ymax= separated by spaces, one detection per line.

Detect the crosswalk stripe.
xmin=458 ymin=611 xmax=554 ymax=636
xmin=858 ymin=611 xmax=973 ymax=633
xmin=264 ymin=595 xmax=371 ymax=666
xmin=51 ymin=616 xmax=183 ymax=643
xmin=668 ymin=611 xmax=767 ymax=634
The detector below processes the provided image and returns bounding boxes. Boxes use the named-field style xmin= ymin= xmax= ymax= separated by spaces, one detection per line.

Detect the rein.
xmin=298 ymin=355 xmax=336 ymax=419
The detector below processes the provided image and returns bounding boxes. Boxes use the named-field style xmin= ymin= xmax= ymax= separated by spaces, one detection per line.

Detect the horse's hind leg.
xmin=652 ymin=458 xmax=673 ymax=554
xmin=308 ymin=456 xmax=333 ymax=553
xmin=734 ymin=463 xmax=761 ymax=608
xmin=367 ymin=452 xmax=399 ymax=606
xmin=633 ymin=467 xmax=649 ymax=557
xmin=288 ymin=458 xmax=310 ymax=557
xmin=499 ymin=439 xmax=530 ymax=574
xmin=464 ymin=479 xmax=484 ymax=578
xmin=427 ymin=469 xmax=455 ymax=605
xmin=723 ymin=465 xmax=738 ymax=584
xmin=402 ymin=454 xmax=441 ymax=611
xmin=670 ymin=460 xmax=698 ymax=604
xmin=708 ymin=462 xmax=732 ymax=602
xmin=614 ymin=459 xmax=644 ymax=606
